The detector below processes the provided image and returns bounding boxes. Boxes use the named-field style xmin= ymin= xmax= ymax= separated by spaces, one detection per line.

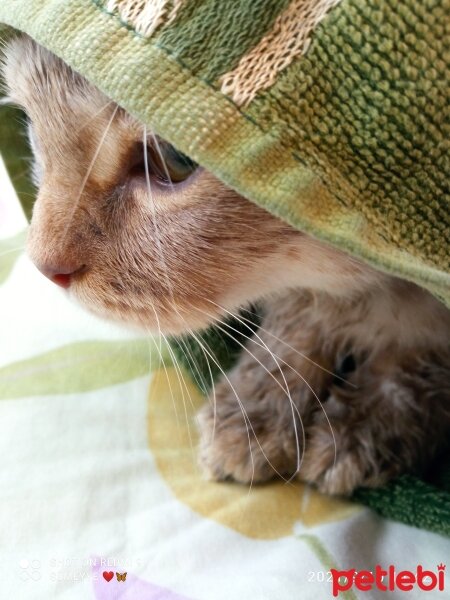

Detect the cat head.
xmin=1 ymin=36 xmax=364 ymax=334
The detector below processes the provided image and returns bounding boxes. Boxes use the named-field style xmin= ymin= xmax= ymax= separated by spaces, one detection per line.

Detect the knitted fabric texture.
xmin=220 ymin=0 xmax=343 ymax=106
xmin=0 ymin=0 xmax=449 ymax=535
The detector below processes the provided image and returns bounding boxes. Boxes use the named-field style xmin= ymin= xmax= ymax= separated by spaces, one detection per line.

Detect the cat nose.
xmin=36 ymin=262 xmax=85 ymax=289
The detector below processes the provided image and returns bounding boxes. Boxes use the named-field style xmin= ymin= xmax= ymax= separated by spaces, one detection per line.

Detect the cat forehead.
xmin=2 ymin=35 xmax=142 ymax=180
xmin=1 ymin=35 xmax=117 ymax=124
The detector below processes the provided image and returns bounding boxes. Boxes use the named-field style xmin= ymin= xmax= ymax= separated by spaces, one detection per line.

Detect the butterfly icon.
xmin=116 ymin=572 xmax=127 ymax=582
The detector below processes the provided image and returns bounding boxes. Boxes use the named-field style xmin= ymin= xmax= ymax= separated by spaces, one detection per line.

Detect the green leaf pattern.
xmin=0 ymin=338 xmax=170 ymax=400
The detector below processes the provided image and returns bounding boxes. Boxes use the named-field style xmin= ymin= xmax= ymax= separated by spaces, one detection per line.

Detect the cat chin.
xmin=70 ymin=286 xmax=221 ymax=336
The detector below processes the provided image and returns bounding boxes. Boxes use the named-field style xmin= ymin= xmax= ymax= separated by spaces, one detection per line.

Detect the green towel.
xmin=1 ymin=0 xmax=449 ymax=535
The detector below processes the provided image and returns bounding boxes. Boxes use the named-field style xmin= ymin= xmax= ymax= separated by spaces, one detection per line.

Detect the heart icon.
xmin=103 ymin=571 xmax=114 ymax=582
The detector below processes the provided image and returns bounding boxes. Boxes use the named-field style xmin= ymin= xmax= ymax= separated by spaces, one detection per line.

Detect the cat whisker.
xmin=183 ymin=330 xmax=258 ymax=493
xmin=145 ymin=305 xmax=181 ymax=431
xmin=193 ymin=330 xmax=277 ymax=521
xmin=228 ymin=305 xmax=338 ymax=471
xmin=190 ymin=305 xmax=305 ymax=481
xmin=166 ymin=329 xmax=205 ymax=414
xmin=7 ymin=190 xmax=35 ymax=198
xmin=193 ymin=305 xmax=304 ymax=480
xmin=147 ymin=297 xmax=209 ymax=458
xmin=216 ymin=300 xmax=357 ymax=388
xmin=61 ymin=105 xmax=119 ymax=245
xmin=151 ymin=304 xmax=209 ymax=474
xmin=169 ymin=321 xmax=213 ymax=406
xmin=75 ymin=100 xmax=116 ymax=134
xmin=142 ymin=128 xmax=178 ymax=300
xmin=189 ymin=330 xmax=219 ymax=444
xmin=174 ymin=328 xmax=215 ymax=395
xmin=179 ymin=327 xmax=222 ymax=448
xmin=190 ymin=330 xmax=300 ymax=534
xmin=160 ymin=329 xmax=198 ymax=457
xmin=195 ymin=301 xmax=338 ymax=475
xmin=157 ymin=299 xmax=221 ymax=448
xmin=144 ymin=133 xmax=215 ymax=401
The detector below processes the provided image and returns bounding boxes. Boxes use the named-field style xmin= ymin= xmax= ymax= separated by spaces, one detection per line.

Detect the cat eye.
xmin=130 ymin=139 xmax=197 ymax=186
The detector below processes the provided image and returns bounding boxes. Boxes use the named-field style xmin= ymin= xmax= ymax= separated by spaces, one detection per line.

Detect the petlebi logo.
xmin=330 ymin=564 xmax=446 ymax=596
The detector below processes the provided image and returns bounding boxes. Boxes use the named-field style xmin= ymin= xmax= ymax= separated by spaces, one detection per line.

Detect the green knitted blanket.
xmin=0 ymin=0 xmax=449 ymax=536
